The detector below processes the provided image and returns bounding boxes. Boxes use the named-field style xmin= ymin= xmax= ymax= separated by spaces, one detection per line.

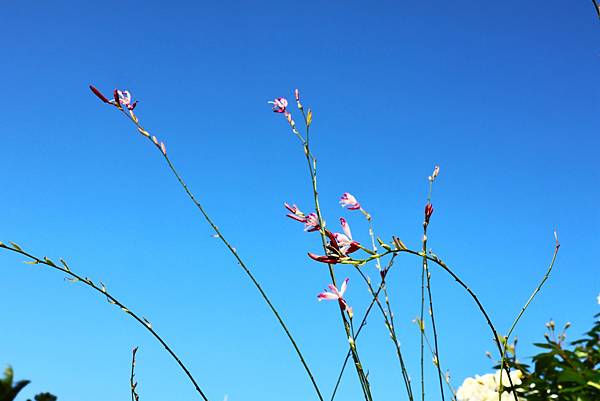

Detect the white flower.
xmin=457 ymin=370 xmax=525 ymax=401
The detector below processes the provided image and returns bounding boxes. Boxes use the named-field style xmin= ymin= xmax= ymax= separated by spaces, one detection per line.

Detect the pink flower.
xmin=307 ymin=222 xmax=360 ymax=265
xmin=339 ymin=192 xmax=361 ymax=210
xmin=111 ymin=89 xmax=138 ymax=110
xmin=317 ymin=278 xmax=350 ymax=311
xmin=284 ymin=203 xmax=320 ymax=232
xmin=269 ymin=97 xmax=288 ymax=113
xmin=333 ymin=218 xmax=360 ymax=255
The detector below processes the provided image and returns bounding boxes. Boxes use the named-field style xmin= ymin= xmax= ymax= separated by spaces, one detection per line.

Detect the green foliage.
xmin=28 ymin=393 xmax=57 ymax=401
xmin=503 ymin=313 xmax=600 ymax=401
xmin=0 ymin=366 xmax=56 ymax=401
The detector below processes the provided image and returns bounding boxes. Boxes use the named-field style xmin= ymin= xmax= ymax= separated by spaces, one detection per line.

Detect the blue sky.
xmin=1 ymin=1 xmax=598 ymax=400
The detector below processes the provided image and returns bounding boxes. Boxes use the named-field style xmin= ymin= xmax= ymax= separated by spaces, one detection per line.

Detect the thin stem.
xmin=593 ymin=0 xmax=600 ymax=18
xmin=420 ymin=240 xmax=426 ymax=401
xmin=330 ymin=255 xmax=396 ymax=401
xmin=131 ymin=347 xmax=140 ymax=401
xmin=0 ymin=242 xmax=210 ymax=401
xmin=497 ymin=234 xmax=560 ymax=399
xmin=422 ymin=180 xmax=445 ymax=401
xmin=112 ymin=107 xmax=324 ymax=401
xmin=354 ymin=267 xmax=414 ymax=401
xmin=296 ymin=108 xmax=373 ymax=401
xmin=421 ymin=331 xmax=456 ymax=401
xmin=360 ymin=209 xmax=413 ymax=400
xmin=351 ymin=247 xmax=518 ymax=392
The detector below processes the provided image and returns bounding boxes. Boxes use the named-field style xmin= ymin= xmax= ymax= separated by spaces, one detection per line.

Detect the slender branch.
xmin=593 ymin=0 xmax=600 ymax=18
xmin=350 ymin=247 xmax=519 ymax=392
xmin=359 ymin=209 xmax=413 ymax=401
xmin=353 ymin=266 xmax=414 ymax=401
xmin=131 ymin=347 xmax=140 ymax=401
xmin=105 ymin=103 xmax=324 ymax=401
xmin=420 ymin=235 xmax=426 ymax=401
xmin=422 ymin=178 xmax=445 ymax=401
xmin=295 ymin=106 xmax=373 ymax=401
xmin=420 ymin=330 xmax=456 ymax=401
xmin=497 ymin=232 xmax=560 ymax=399
xmin=329 ymin=255 xmax=396 ymax=401
xmin=0 ymin=242 xmax=210 ymax=401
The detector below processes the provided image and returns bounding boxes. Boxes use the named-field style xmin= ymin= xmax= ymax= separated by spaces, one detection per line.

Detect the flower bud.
xmin=89 ymin=85 xmax=109 ymax=103
xmin=425 ymin=203 xmax=434 ymax=223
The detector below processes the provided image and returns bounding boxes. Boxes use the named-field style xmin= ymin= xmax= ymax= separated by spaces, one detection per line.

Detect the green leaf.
xmin=9 ymin=242 xmax=22 ymax=252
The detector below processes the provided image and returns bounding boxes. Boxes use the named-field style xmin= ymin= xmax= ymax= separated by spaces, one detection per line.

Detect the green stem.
xmin=0 ymin=243 xmax=210 ymax=401
xmin=330 ymin=255 xmax=397 ymax=401
xmin=352 ymin=247 xmax=519 ymax=393
xmin=296 ymin=108 xmax=373 ymax=401
xmin=131 ymin=347 xmax=140 ymax=401
xmin=497 ymin=235 xmax=560 ymax=400
xmin=114 ymin=107 xmax=324 ymax=401
xmin=354 ymin=267 xmax=414 ymax=401
xmin=422 ymin=184 xmax=445 ymax=401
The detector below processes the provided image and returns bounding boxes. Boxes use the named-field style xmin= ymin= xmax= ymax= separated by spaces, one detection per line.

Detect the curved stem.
xmin=497 ymin=235 xmax=560 ymax=399
xmin=352 ymin=247 xmax=518 ymax=392
xmin=113 ymin=107 xmax=324 ymax=401
xmin=593 ymin=0 xmax=600 ymax=18
xmin=0 ymin=242 xmax=210 ymax=401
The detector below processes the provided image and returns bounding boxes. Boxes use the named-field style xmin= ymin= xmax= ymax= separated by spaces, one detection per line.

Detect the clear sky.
xmin=1 ymin=1 xmax=598 ymax=401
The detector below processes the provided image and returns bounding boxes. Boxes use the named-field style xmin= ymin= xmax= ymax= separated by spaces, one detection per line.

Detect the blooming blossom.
xmin=284 ymin=203 xmax=320 ymax=232
xmin=308 ymin=221 xmax=360 ymax=264
xmin=334 ymin=218 xmax=360 ymax=255
xmin=111 ymin=89 xmax=138 ymax=110
xmin=456 ymin=370 xmax=524 ymax=401
xmin=339 ymin=192 xmax=361 ymax=210
xmin=268 ymin=97 xmax=288 ymax=113
xmin=317 ymin=278 xmax=350 ymax=311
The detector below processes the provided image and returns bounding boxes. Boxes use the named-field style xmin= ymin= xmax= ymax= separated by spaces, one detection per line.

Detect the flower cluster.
xmin=456 ymin=370 xmax=524 ymax=401
xmin=286 ymin=193 xmax=364 ymax=265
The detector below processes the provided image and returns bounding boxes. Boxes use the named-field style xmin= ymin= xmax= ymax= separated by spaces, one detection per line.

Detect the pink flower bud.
xmin=89 ymin=85 xmax=109 ymax=103
xmin=425 ymin=203 xmax=434 ymax=223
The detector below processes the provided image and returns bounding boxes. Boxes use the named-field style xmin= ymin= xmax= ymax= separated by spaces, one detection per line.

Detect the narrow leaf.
xmin=9 ymin=242 xmax=23 ymax=252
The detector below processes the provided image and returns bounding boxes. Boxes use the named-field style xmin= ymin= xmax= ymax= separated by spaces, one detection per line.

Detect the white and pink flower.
xmin=334 ymin=218 xmax=359 ymax=255
xmin=339 ymin=192 xmax=361 ymax=210
xmin=284 ymin=203 xmax=320 ymax=232
xmin=111 ymin=89 xmax=138 ymax=110
xmin=269 ymin=97 xmax=288 ymax=113
xmin=307 ymin=220 xmax=360 ymax=265
xmin=318 ymin=278 xmax=350 ymax=311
